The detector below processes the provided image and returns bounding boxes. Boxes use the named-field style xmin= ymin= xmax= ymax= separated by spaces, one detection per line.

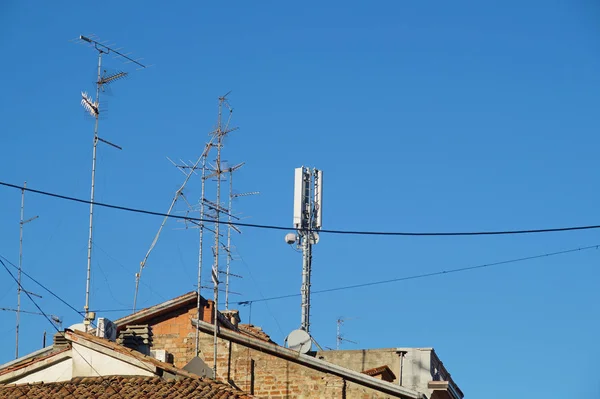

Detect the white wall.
xmin=71 ymin=343 xmax=155 ymax=378
xmin=11 ymin=358 xmax=72 ymax=384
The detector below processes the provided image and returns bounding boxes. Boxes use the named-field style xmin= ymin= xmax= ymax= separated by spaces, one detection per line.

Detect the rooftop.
xmin=0 ymin=376 xmax=253 ymax=399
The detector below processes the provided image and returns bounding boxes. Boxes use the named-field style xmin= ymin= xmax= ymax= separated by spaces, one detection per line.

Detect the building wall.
xmin=10 ymin=358 xmax=72 ymax=384
xmin=317 ymin=348 xmax=434 ymax=396
xmin=198 ymin=332 xmax=400 ymax=399
xmin=145 ymin=299 xmax=213 ymax=368
xmin=139 ymin=307 xmax=401 ymax=399
xmin=71 ymin=343 xmax=155 ymax=378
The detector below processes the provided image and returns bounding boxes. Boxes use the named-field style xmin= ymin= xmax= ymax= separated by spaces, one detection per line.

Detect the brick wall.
xmin=138 ymin=304 xmax=397 ymax=398
xmin=143 ymin=298 xmax=213 ymax=368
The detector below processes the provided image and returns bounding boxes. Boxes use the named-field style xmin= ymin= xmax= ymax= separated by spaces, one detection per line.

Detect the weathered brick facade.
xmin=116 ymin=294 xmax=416 ymax=398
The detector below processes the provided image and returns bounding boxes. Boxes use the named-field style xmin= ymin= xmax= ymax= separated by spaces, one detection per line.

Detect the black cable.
xmin=3 ymin=181 xmax=600 ymax=236
xmin=235 ymin=244 xmax=599 ymax=304
xmin=0 ymin=254 xmax=84 ymax=316
xmin=0 ymin=258 xmax=64 ymax=335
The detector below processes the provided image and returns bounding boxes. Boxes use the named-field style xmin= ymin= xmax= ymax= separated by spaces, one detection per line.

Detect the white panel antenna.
xmin=314 ymin=169 xmax=323 ymax=230
xmin=293 ymin=167 xmax=305 ymax=229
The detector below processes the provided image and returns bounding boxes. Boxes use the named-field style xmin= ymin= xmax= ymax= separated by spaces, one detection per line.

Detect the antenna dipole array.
xmin=77 ymin=34 xmax=146 ymax=329
xmin=336 ymin=317 xmax=357 ymax=350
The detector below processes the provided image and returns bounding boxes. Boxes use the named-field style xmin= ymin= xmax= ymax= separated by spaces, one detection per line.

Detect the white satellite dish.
xmin=286 ymin=329 xmax=312 ymax=354
xmin=68 ymin=323 xmax=86 ymax=332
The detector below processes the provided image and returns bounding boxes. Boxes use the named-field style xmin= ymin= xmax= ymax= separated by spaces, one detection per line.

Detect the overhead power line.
xmin=235 ymin=244 xmax=599 ymax=304
xmin=0 ymin=254 xmax=83 ymax=317
xmin=2 ymin=181 xmax=600 ymax=237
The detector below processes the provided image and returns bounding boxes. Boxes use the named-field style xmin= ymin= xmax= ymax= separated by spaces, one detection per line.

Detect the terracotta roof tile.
xmin=238 ymin=324 xmax=274 ymax=343
xmin=0 ymin=376 xmax=255 ymax=398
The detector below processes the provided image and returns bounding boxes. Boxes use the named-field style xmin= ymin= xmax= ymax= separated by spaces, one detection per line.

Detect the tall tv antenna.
xmin=77 ymin=34 xmax=146 ymax=330
xmin=285 ymin=167 xmax=323 ymax=335
xmin=15 ymin=181 xmax=39 ymax=359
xmin=205 ymin=92 xmax=238 ymax=378
xmin=222 ymin=164 xmax=258 ymax=310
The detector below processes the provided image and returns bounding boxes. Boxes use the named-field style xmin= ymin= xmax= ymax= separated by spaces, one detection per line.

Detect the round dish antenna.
xmin=286 ymin=329 xmax=312 ymax=354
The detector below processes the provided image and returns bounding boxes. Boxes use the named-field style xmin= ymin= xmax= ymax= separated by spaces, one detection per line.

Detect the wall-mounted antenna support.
xmin=78 ymin=34 xmax=146 ymax=330
xmin=288 ymin=167 xmax=323 ymax=335
xmin=15 ymin=181 xmax=39 ymax=359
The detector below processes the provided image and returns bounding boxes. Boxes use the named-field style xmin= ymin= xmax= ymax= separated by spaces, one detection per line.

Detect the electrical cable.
xmin=3 ymin=181 xmax=600 ymax=237
xmin=235 ymin=244 xmax=599 ymax=304
xmin=0 ymin=257 xmax=132 ymax=399
xmin=0 ymin=254 xmax=84 ymax=316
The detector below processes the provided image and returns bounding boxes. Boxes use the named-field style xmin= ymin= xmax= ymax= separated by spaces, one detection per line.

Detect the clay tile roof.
xmin=238 ymin=324 xmax=274 ymax=343
xmin=362 ymin=365 xmax=396 ymax=380
xmin=0 ymin=376 xmax=256 ymax=398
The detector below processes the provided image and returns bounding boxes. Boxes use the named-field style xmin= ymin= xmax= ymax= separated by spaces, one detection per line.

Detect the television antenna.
xmin=15 ymin=181 xmax=40 ymax=359
xmin=76 ymin=34 xmax=146 ymax=330
xmin=223 ymin=162 xmax=258 ymax=310
xmin=207 ymin=92 xmax=238 ymax=378
xmin=336 ymin=317 xmax=358 ymax=350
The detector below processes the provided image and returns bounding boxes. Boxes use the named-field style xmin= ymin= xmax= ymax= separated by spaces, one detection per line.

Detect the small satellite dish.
xmin=286 ymin=329 xmax=312 ymax=354
xmin=68 ymin=323 xmax=86 ymax=332
xmin=285 ymin=233 xmax=297 ymax=245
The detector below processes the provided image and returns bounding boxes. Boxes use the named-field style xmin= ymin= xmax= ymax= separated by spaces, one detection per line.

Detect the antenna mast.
xmin=223 ymin=165 xmax=258 ymax=310
xmin=15 ymin=181 xmax=39 ymax=359
xmin=290 ymin=167 xmax=323 ymax=334
xmin=205 ymin=93 xmax=237 ymax=378
xmin=77 ymin=35 xmax=146 ymax=329
xmin=336 ymin=317 xmax=357 ymax=350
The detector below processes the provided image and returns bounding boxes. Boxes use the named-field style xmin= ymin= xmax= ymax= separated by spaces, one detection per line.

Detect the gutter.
xmin=192 ymin=319 xmax=423 ymax=399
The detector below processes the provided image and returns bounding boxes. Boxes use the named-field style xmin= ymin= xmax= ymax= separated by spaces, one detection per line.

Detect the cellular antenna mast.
xmin=77 ymin=34 xmax=146 ymax=330
xmin=15 ymin=181 xmax=40 ymax=359
xmin=285 ymin=167 xmax=323 ymax=337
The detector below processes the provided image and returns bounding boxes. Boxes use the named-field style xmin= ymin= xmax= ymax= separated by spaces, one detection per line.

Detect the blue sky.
xmin=1 ymin=1 xmax=599 ymax=397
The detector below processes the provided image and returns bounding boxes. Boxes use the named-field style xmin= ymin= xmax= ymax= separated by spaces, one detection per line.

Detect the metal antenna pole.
xmin=225 ymin=170 xmax=234 ymax=310
xmin=77 ymin=34 xmax=146 ymax=327
xmin=16 ymin=182 xmax=39 ymax=359
xmin=212 ymin=96 xmax=225 ymax=379
xmin=84 ymin=50 xmax=103 ymax=329
xmin=16 ymin=183 xmax=25 ymax=359
xmin=195 ymin=142 xmax=212 ymax=357
xmin=336 ymin=318 xmax=341 ymax=350
xmin=207 ymin=93 xmax=237 ymax=378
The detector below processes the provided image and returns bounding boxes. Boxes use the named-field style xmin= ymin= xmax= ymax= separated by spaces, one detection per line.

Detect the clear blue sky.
xmin=1 ymin=1 xmax=599 ymax=397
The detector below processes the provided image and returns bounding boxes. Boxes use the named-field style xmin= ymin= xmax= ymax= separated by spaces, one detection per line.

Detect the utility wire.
xmin=0 ymin=254 xmax=84 ymax=316
xmin=0 ymin=258 xmax=65 ymax=338
xmin=0 ymin=258 xmax=133 ymax=399
xmin=236 ymin=244 xmax=599 ymax=304
xmin=3 ymin=181 xmax=600 ymax=237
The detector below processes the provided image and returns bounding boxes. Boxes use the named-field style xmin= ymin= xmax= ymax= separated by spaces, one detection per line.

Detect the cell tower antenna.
xmin=77 ymin=34 xmax=147 ymax=330
xmin=15 ymin=181 xmax=40 ymax=359
xmin=287 ymin=167 xmax=323 ymax=335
